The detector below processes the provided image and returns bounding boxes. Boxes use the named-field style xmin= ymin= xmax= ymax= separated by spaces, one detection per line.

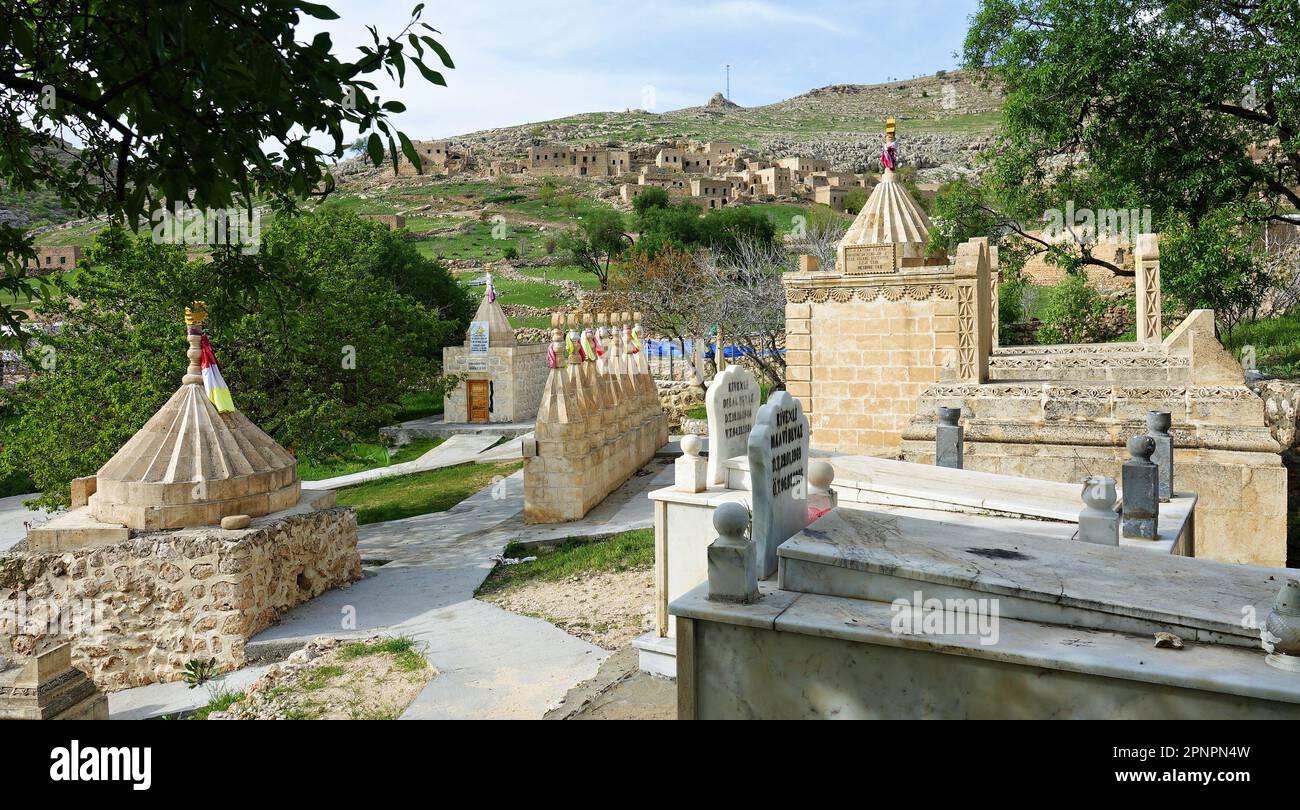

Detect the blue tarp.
xmin=645 ymin=339 xmax=784 ymax=360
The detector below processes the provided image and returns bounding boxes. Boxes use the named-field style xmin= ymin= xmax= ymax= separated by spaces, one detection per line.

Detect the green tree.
xmin=632 ymin=186 xmax=671 ymax=216
xmin=634 ymin=203 xmax=778 ymax=260
xmin=1035 ymin=273 xmax=1124 ymax=345
xmin=559 ymin=208 xmax=632 ymax=290
xmin=967 ymin=0 xmax=1300 ymax=226
xmin=1160 ymin=203 xmax=1272 ymax=333
xmin=697 ymin=206 xmax=777 ymax=261
xmin=841 ymin=188 xmax=868 ymax=215
xmin=959 ymin=0 xmax=1300 ymax=304
xmin=0 ymin=1 xmax=454 ymax=338
xmin=0 ymin=212 xmax=467 ymax=509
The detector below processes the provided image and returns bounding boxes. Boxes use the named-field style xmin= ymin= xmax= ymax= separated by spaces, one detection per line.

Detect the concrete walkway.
xmin=109 ymin=665 xmax=272 ymax=720
xmin=303 ymin=433 xmax=502 ymax=490
xmin=0 ymin=493 xmax=49 ymax=552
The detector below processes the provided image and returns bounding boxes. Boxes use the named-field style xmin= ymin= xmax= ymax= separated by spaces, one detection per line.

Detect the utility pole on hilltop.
xmin=723 ymin=63 xmax=731 ymax=100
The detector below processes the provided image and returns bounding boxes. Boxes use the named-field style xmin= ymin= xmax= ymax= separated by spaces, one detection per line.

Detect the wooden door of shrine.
xmin=467 ymin=380 xmax=490 ymax=423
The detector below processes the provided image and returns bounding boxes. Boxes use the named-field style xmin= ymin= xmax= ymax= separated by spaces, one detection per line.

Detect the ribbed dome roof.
xmin=90 ymin=372 xmax=300 ymax=529
xmin=469 ymin=281 xmax=517 ymax=347
xmin=838 ymin=169 xmax=934 ymax=265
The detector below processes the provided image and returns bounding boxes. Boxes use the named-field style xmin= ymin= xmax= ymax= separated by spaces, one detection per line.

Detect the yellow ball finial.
xmin=185 ymin=301 xmax=208 ymax=326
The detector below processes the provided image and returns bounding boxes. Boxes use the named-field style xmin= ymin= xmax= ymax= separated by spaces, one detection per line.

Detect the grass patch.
xmin=191 ymin=687 xmax=243 ymax=720
xmin=335 ymin=460 xmax=521 ymax=524
xmin=477 ymin=528 xmax=654 ymax=596
xmin=297 ymin=437 xmax=444 ymax=481
xmin=516 ymin=263 xmax=600 ymax=287
xmin=1226 ymin=311 xmax=1300 ymax=379
xmin=338 ymin=636 xmax=426 ymax=672
xmin=394 ymin=389 xmax=444 ymax=422
xmin=299 ymin=665 xmax=346 ymax=691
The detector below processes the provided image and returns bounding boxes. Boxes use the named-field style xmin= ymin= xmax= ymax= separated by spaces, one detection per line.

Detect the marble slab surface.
xmin=670 ymin=582 xmax=1300 ymax=706
xmin=778 ymin=508 xmax=1281 ymax=643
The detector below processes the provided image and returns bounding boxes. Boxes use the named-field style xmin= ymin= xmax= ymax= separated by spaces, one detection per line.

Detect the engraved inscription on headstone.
xmin=706 ymin=365 xmax=760 ymax=485
xmin=747 ymin=391 xmax=810 ymax=578
xmin=843 ymin=244 xmax=897 ymax=276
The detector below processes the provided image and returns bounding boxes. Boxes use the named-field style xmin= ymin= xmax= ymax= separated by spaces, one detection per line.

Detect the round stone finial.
xmin=1081 ymin=475 xmax=1118 ymax=511
xmin=1264 ymin=578 xmax=1300 ymax=669
xmin=1127 ymin=435 xmax=1155 ymax=461
xmin=1146 ymin=410 xmax=1172 ymax=436
xmin=937 ymin=406 xmax=961 ymax=427
xmin=681 ymin=434 xmax=702 ymax=457
xmin=809 ymin=460 xmax=835 ymax=490
xmin=714 ymin=502 xmax=750 ymax=538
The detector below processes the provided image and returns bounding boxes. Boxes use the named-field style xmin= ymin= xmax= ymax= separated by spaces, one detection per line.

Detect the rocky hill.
xmin=451 ymin=71 xmax=1003 ymax=181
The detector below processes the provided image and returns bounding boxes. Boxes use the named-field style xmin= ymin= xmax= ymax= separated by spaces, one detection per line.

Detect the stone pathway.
xmin=106 ymin=458 xmax=673 ymax=720
xmin=108 ymin=664 xmax=272 ymax=721
xmin=0 ymin=493 xmax=49 ymax=552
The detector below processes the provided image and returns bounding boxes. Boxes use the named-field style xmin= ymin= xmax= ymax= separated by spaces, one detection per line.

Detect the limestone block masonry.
xmin=443 ymin=343 xmax=550 ymax=423
xmin=524 ymin=312 xmax=669 ymax=523
xmin=783 ymin=266 xmax=961 ymax=451
xmin=0 ymin=508 xmax=361 ymax=691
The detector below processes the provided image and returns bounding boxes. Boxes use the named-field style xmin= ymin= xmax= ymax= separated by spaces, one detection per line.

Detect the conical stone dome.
xmin=837 ymin=169 xmax=934 ymax=269
xmin=89 ymin=307 xmax=300 ymax=530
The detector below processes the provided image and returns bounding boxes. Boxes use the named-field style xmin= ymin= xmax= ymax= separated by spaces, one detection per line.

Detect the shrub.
xmin=1034 ymin=273 xmax=1127 ymax=344
xmin=0 ymin=212 xmax=469 ymax=510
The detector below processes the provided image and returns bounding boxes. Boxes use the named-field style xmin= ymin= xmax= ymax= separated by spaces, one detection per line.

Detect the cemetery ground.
xmin=191 ymin=637 xmax=434 ymax=720
xmin=477 ymin=529 xmax=656 ymax=651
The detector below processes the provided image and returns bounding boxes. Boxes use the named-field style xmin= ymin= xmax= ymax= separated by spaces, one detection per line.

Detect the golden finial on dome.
xmin=185 ymin=301 xmax=208 ymax=326
xmin=885 ymin=117 xmax=896 ymax=141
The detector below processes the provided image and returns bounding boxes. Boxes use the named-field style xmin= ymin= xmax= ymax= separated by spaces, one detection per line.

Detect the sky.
xmin=303 ymin=0 xmax=981 ymax=144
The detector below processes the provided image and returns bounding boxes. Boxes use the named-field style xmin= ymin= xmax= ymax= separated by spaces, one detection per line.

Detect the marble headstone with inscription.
xmin=747 ymin=390 xmax=810 ymax=578
xmin=706 ymin=365 xmax=761 ymax=485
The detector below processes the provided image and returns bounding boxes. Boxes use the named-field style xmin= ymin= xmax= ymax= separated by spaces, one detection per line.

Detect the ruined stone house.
xmin=23 ymin=245 xmax=82 ymax=276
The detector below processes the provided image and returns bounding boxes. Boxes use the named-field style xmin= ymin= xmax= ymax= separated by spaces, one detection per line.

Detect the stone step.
xmin=776 ymin=507 xmax=1269 ymax=648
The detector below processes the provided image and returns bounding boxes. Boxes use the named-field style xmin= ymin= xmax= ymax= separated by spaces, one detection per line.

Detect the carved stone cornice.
xmin=784 ymin=280 xmax=956 ymax=305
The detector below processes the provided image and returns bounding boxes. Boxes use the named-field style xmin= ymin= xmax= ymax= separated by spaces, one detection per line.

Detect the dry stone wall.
xmin=0 ymin=508 xmax=360 ymax=691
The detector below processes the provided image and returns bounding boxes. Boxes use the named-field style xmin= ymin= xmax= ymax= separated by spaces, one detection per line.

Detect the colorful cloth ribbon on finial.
xmin=547 ymin=342 xmax=558 ymax=369
xmin=580 ymin=329 xmax=596 ymax=362
xmin=486 ymin=272 xmax=497 ymax=304
xmin=565 ymin=330 xmax=577 ymax=360
xmin=200 ymin=335 xmax=235 ymax=414
xmin=594 ymin=328 xmax=606 ymax=358
xmin=630 ymin=324 xmax=643 ymax=354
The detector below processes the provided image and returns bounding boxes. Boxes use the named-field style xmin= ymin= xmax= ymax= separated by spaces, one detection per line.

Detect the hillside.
xmin=452 ymin=71 xmax=1002 ymax=181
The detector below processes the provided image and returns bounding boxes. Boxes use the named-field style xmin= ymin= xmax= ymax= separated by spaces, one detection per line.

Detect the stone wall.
xmin=444 ymin=343 xmax=550 ymax=423
xmin=0 ymin=508 xmax=361 ymax=690
xmin=524 ymin=315 xmax=669 ymax=523
xmin=785 ymin=279 xmax=957 ymax=452
xmin=656 ymin=379 xmax=705 ymax=428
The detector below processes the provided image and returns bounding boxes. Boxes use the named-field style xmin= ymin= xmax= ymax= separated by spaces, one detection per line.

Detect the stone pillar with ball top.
xmin=935 ymin=406 xmax=964 ymax=469
xmin=1121 ymin=436 xmax=1160 ymax=540
xmin=707 ymin=502 xmax=759 ymax=604
xmin=676 ymin=435 xmax=708 ymax=493
xmin=1146 ymin=411 xmax=1174 ymax=502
